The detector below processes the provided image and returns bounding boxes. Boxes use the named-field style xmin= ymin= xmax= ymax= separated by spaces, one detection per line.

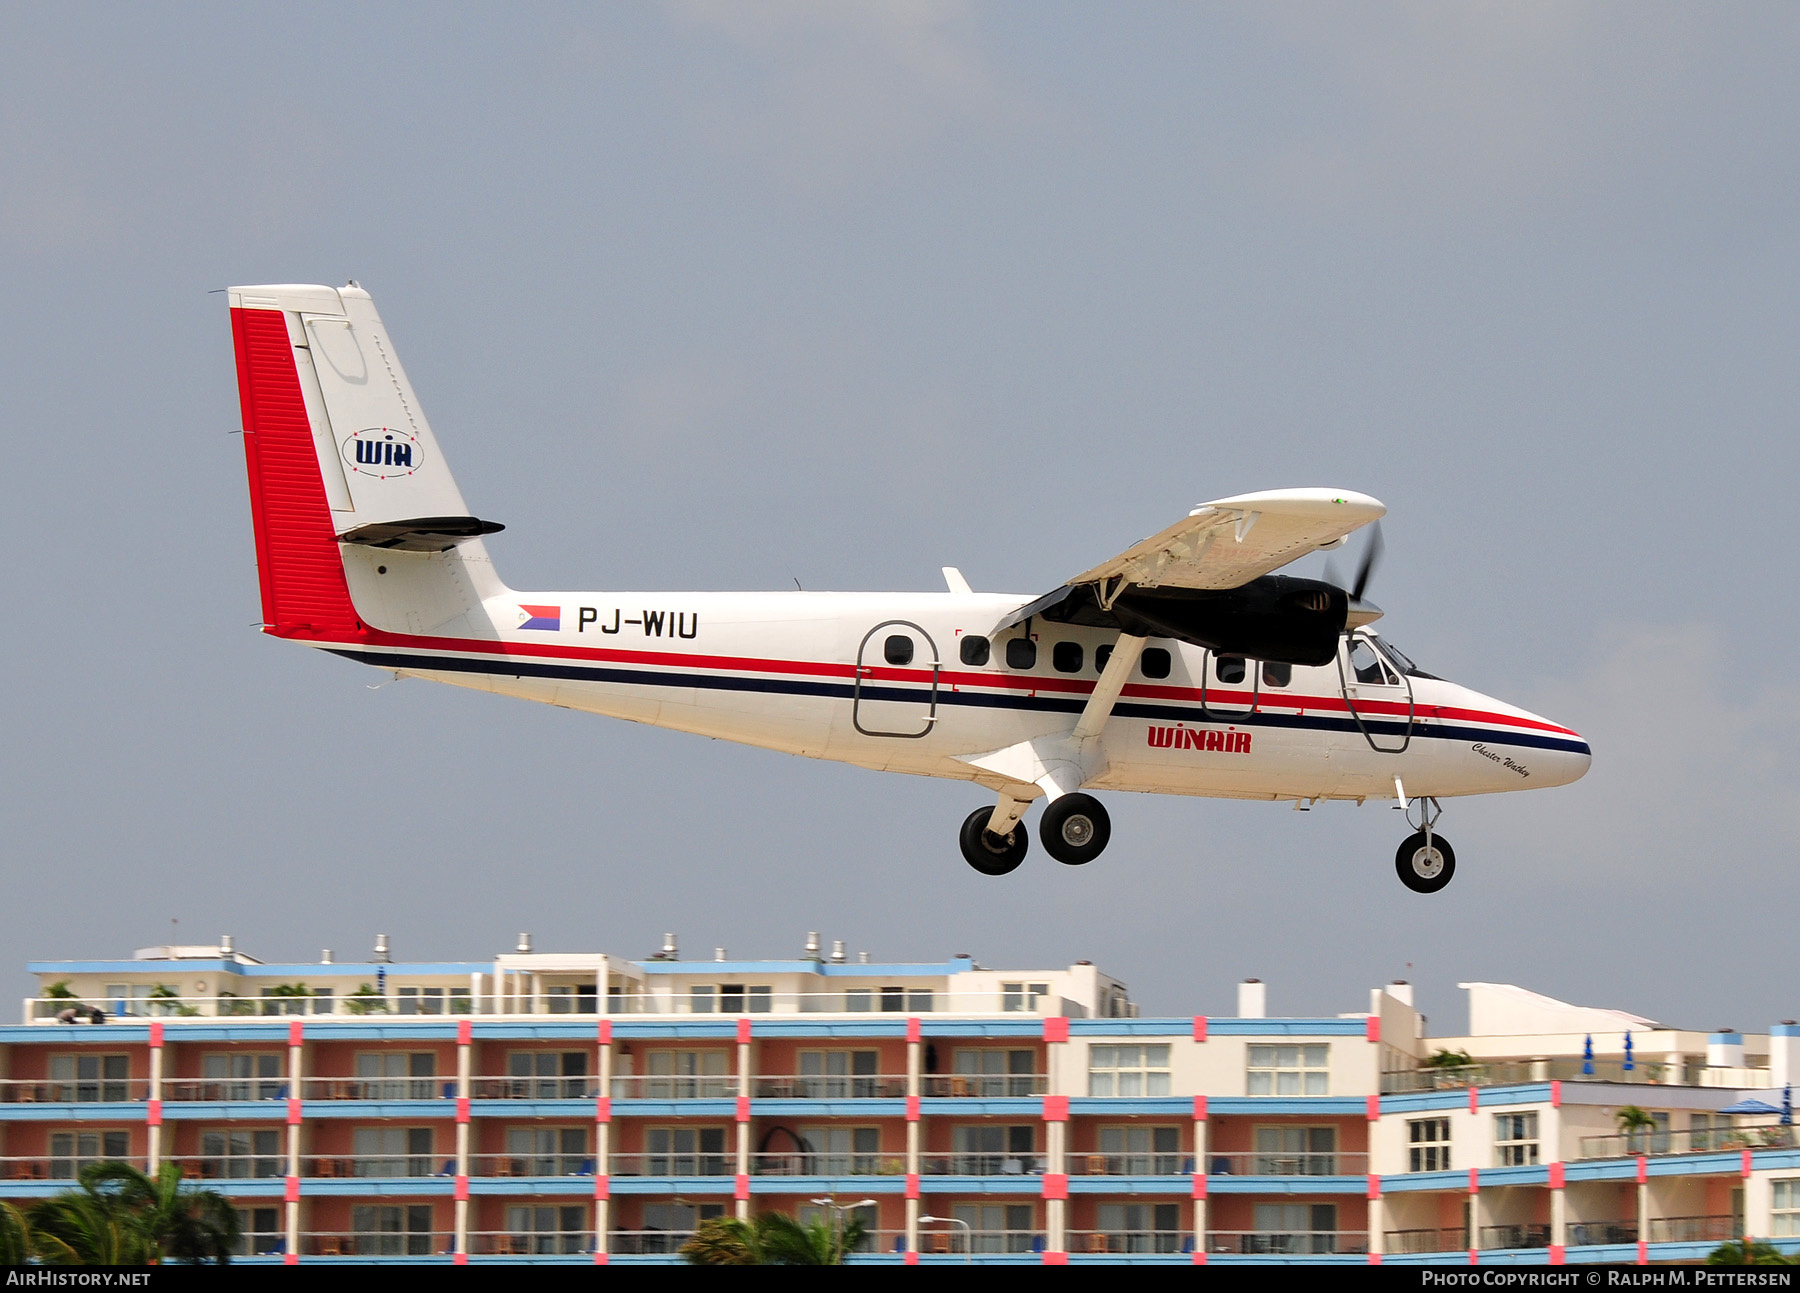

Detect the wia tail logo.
xmin=342 ymin=427 xmax=424 ymax=479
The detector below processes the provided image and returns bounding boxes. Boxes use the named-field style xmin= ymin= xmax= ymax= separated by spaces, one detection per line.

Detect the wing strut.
xmin=1073 ymin=634 xmax=1147 ymax=740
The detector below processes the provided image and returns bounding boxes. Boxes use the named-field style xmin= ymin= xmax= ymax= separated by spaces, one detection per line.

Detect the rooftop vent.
xmin=715 ymin=948 xmax=727 ymax=962
xmin=804 ymin=932 xmax=821 ymax=961
xmin=373 ymin=933 xmax=391 ymax=963
xmin=220 ymin=934 xmax=234 ymax=956
xmin=661 ymin=933 xmax=679 ymax=961
xmin=321 ymin=949 xmax=333 ymax=965
xmin=857 ymin=951 xmax=871 ymax=964
xmin=830 ymin=940 xmax=847 ymax=963
xmin=1238 ymin=978 xmax=1266 ymax=1019
xmin=516 ymin=932 xmax=532 ymax=954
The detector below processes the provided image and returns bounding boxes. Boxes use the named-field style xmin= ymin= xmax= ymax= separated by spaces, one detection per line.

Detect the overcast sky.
xmin=2 ymin=3 xmax=1796 ymax=1034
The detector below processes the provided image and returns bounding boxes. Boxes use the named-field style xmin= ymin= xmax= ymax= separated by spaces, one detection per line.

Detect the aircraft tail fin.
xmin=229 ymin=283 xmax=505 ymax=642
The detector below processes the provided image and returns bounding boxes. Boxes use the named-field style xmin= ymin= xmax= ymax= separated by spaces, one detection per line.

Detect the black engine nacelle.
xmin=1038 ymin=575 xmax=1347 ymax=667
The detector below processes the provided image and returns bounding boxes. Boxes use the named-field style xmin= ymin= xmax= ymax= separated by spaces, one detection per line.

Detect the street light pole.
xmin=810 ymin=1196 xmax=878 ymax=1261
xmin=917 ymin=1214 xmax=973 ymax=1264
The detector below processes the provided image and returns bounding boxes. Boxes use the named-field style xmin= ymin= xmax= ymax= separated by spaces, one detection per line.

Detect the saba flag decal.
xmin=517 ymin=605 xmax=561 ymax=632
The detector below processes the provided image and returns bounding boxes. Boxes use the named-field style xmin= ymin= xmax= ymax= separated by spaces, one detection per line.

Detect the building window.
xmin=351 ymin=1127 xmax=434 ymax=1178
xmin=350 ymin=1204 xmax=434 ymax=1256
xmin=636 ymin=1203 xmax=724 ymax=1254
xmin=1096 ymin=1125 xmax=1182 ymax=1175
xmin=505 ymin=1126 xmax=589 ymax=1177
xmin=950 ymin=1124 xmax=1036 ymax=1175
xmin=946 ymin=1048 xmax=1039 ymax=1097
xmin=49 ymin=1131 xmax=128 ymax=1178
xmin=234 ymin=1207 xmax=283 ymax=1257
xmin=504 ymin=1205 xmax=589 ymax=1255
xmin=799 ymin=1125 xmax=884 ymax=1175
xmin=1246 ymin=1045 xmax=1329 ymax=1096
xmin=796 ymin=1049 xmax=884 ymax=1098
xmin=1096 ymin=1202 xmax=1182 ymax=1253
xmin=690 ymin=985 xmax=715 ymax=1013
xmin=847 ymin=987 xmax=929 ymax=1012
xmin=1088 ymin=1044 xmax=1172 ymax=1097
xmin=1253 ymin=1125 xmax=1337 ymax=1175
xmin=950 ymin=1203 xmax=1036 ymax=1253
xmin=645 ymin=1126 xmax=729 ymax=1176
xmin=1248 ymin=1202 xmax=1338 ymax=1254
xmin=642 ymin=1049 xmax=732 ymax=1099
xmin=200 ymin=1128 xmax=283 ymax=1178
xmin=202 ymin=1053 xmax=283 ymax=1101
xmin=354 ymin=1051 xmax=437 ymax=1100
xmin=1773 ymin=1180 xmax=1799 ymax=1238
xmin=1494 ymin=1112 xmax=1539 ymax=1166
xmin=1002 ymin=982 xmax=1050 ymax=1012
xmin=505 ymin=1050 xmax=589 ymax=1099
xmin=48 ymin=1055 xmax=130 ymax=1103
xmin=1408 ymin=1117 xmax=1451 ymax=1172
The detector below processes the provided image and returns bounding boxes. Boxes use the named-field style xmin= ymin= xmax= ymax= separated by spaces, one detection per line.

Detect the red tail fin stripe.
xmin=232 ymin=307 xmax=364 ymax=640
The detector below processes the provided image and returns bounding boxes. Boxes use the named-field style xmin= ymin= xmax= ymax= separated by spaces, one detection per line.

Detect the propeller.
xmin=1324 ymin=521 xmax=1384 ymax=626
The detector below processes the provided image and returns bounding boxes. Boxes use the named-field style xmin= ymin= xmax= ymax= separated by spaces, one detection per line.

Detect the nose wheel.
xmin=1395 ymin=796 xmax=1455 ymax=893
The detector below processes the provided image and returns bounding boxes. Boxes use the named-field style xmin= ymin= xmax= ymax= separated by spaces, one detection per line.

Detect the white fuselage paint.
xmin=334 ymin=572 xmax=1590 ymax=805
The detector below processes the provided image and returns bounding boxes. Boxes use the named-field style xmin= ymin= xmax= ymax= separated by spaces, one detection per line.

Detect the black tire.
xmin=959 ymin=807 xmax=1029 ymax=876
xmin=1395 ymin=831 xmax=1456 ymax=893
xmin=1040 ymin=793 xmax=1111 ymax=866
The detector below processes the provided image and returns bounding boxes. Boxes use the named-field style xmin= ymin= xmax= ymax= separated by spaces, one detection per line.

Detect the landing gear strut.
xmin=1395 ymin=796 xmax=1455 ymax=893
xmin=959 ymin=807 xmax=1029 ymax=875
xmin=1040 ymin=793 xmax=1111 ymax=866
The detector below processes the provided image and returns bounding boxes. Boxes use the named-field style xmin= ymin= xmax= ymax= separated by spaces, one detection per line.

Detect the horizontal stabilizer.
xmin=339 ymin=515 xmax=506 ymax=552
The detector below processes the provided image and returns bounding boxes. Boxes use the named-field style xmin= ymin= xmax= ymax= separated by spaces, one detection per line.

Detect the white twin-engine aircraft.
xmin=228 ymin=283 xmax=1589 ymax=892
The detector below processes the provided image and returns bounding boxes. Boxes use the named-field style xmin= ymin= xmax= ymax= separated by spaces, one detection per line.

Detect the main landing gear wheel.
xmin=1395 ymin=831 xmax=1456 ymax=893
xmin=1040 ymin=793 xmax=1111 ymax=866
xmin=960 ymin=808 xmax=1029 ymax=876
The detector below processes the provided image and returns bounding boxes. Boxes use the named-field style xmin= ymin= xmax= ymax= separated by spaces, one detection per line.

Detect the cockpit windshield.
xmin=1374 ymin=639 xmax=1439 ymax=680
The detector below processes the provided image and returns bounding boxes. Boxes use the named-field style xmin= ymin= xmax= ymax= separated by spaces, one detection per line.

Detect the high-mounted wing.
xmin=1071 ymin=488 xmax=1384 ymax=593
xmin=995 ymin=488 xmax=1383 ymax=635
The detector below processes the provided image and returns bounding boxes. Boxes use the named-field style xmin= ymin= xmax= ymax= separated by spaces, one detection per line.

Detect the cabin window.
xmin=883 ymin=635 xmax=913 ymax=666
xmin=1140 ymin=648 xmax=1171 ymax=679
xmin=1006 ymin=638 xmax=1036 ymax=670
xmin=1053 ymin=642 xmax=1083 ymax=673
xmin=1262 ymin=661 xmax=1292 ymax=688
xmin=960 ymin=635 xmax=990 ymax=666
xmin=1094 ymin=645 xmax=1112 ymax=673
xmin=1215 ymin=655 xmax=1246 ymax=685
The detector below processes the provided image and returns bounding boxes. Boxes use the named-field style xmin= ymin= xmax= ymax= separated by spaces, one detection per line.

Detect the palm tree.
xmin=0 ymin=1201 xmax=32 ymax=1266
xmin=1616 ymin=1105 xmax=1658 ymax=1151
xmin=1707 ymin=1239 xmax=1795 ymax=1266
xmin=681 ymin=1211 xmax=867 ymax=1265
xmin=30 ymin=1162 xmax=238 ymax=1265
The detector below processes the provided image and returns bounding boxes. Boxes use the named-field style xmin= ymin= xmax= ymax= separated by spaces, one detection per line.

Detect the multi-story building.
xmin=1 ymin=934 xmax=1794 ymax=1265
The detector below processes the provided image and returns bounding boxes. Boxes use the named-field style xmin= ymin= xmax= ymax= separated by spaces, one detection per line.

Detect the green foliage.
xmin=344 ymin=984 xmax=389 ymax=1015
xmin=43 ymin=981 xmax=77 ymax=1000
xmin=147 ymin=984 xmax=180 ymax=1000
xmin=1707 ymin=1239 xmax=1796 ymax=1265
xmin=1616 ymin=1105 xmax=1657 ymax=1134
xmin=681 ymin=1211 xmax=868 ymax=1265
xmin=266 ymin=982 xmax=310 ymax=998
xmin=0 ymin=1201 xmax=31 ymax=1266
xmin=28 ymin=1162 xmax=239 ymax=1265
xmin=1423 ymin=1049 xmax=1474 ymax=1069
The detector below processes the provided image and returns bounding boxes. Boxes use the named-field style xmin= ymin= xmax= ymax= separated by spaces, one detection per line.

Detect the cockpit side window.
xmin=1349 ymin=638 xmax=1394 ymax=685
